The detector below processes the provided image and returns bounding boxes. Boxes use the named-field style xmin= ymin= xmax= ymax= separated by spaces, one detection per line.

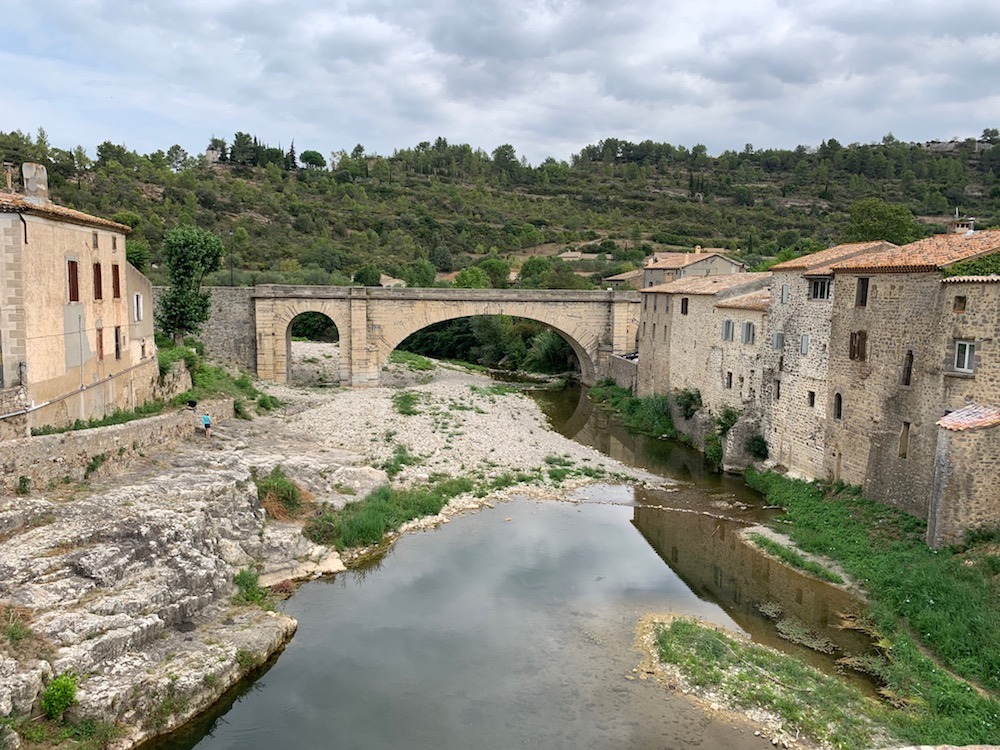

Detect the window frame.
xmin=772 ymin=332 xmax=785 ymax=350
xmin=93 ymin=262 xmax=103 ymax=300
xmin=112 ymin=264 xmax=121 ymax=298
xmin=721 ymin=320 xmax=734 ymax=341
xmin=67 ymin=260 xmax=80 ymax=303
xmin=954 ymin=340 xmax=975 ymax=373
xmin=809 ymin=278 xmax=831 ymax=300
xmin=855 ymin=277 xmax=870 ymax=307
xmin=741 ymin=321 xmax=755 ymax=344
xmin=680 ymin=297 xmax=689 ymax=315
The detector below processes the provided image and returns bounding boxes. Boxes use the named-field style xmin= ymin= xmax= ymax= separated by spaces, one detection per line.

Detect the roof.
xmin=604 ymin=269 xmax=643 ymax=281
xmin=645 ymin=252 xmax=740 ymax=270
xmin=941 ymin=274 xmax=1000 ymax=284
xmin=832 ymin=230 xmax=1000 ymax=274
xmin=643 ymin=272 xmax=771 ymax=296
xmin=938 ymin=404 xmax=1000 ymax=432
xmin=716 ymin=290 xmax=770 ymax=312
xmin=0 ymin=192 xmax=132 ymax=232
xmin=771 ymin=242 xmax=892 ymax=274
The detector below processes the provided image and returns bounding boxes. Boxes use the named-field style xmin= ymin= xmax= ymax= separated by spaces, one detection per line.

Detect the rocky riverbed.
xmin=0 ymin=344 xmax=659 ymax=749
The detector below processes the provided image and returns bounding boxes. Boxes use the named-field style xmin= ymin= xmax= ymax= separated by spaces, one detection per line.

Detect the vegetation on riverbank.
xmin=744 ymin=470 xmax=1000 ymax=746
xmin=588 ymin=379 xmax=675 ymax=438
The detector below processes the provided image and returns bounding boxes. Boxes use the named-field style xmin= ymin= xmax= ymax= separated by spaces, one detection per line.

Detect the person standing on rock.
xmin=202 ymin=413 xmax=212 ymax=438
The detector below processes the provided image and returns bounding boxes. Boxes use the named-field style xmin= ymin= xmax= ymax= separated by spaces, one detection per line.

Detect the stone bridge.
xmin=250 ymin=285 xmax=640 ymax=387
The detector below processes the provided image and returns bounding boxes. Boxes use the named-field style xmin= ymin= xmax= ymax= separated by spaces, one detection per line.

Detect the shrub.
xmin=255 ymin=466 xmax=303 ymax=518
xmin=704 ymin=433 xmax=723 ymax=464
xmin=41 ymin=672 xmax=78 ymax=719
xmin=746 ymin=434 xmax=769 ymax=460
xmin=674 ymin=388 xmax=702 ymax=419
xmin=232 ymin=568 xmax=270 ymax=606
xmin=715 ymin=406 xmax=741 ymax=436
xmin=16 ymin=476 xmax=31 ymax=496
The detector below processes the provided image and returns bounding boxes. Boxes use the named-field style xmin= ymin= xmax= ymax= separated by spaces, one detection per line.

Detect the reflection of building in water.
xmin=632 ymin=500 xmax=871 ymax=660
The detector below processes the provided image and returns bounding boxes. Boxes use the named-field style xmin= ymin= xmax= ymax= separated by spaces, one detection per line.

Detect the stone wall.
xmin=153 ymin=286 xmax=257 ymax=371
xmin=607 ymin=355 xmax=638 ymax=391
xmin=0 ymin=399 xmax=234 ymax=494
xmin=929 ymin=424 xmax=1000 ymax=546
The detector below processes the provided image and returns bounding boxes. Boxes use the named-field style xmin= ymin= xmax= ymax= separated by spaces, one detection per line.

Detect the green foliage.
xmin=235 ymin=649 xmax=262 ymax=669
xmin=232 ymin=568 xmax=270 ymax=606
xmin=381 ymin=443 xmax=420 ymax=477
xmin=4 ymin=606 xmax=32 ymax=648
xmin=745 ymin=434 xmax=769 ymax=459
xmin=715 ymin=406 xmax=741 ymax=436
xmin=353 ymin=265 xmax=382 ymax=286
xmin=155 ymin=226 xmax=224 ymax=341
xmin=83 ymin=453 xmax=107 ymax=479
xmin=453 ymin=266 xmax=489 ymax=288
xmin=289 ymin=312 xmax=340 ymax=341
xmin=748 ymin=533 xmax=843 ymax=583
xmin=41 ymin=672 xmax=78 ymax=719
xmin=388 ymin=350 xmax=435 ymax=371
xmin=589 ymin=379 xmax=676 ymax=438
xmin=674 ymin=388 xmax=702 ymax=419
xmin=745 ymin=470 xmax=1000 ymax=743
xmin=299 ymin=150 xmax=326 ymax=169
xmin=31 ymin=401 xmax=165 ymax=436
xmin=704 ymin=433 xmax=723 ymax=464
xmin=256 ymin=393 xmax=282 ymax=412
xmin=392 ymin=391 xmax=421 ymax=416
xmin=16 ymin=476 xmax=31 ymax=496
xmin=942 ymin=250 xmax=1000 ymax=277
xmin=844 ymin=198 xmax=925 ymax=245
xmin=255 ymin=466 xmax=303 ymax=515
xmin=304 ymin=476 xmax=474 ymax=549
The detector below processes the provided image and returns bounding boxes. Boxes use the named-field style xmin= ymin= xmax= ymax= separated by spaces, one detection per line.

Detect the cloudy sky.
xmin=6 ymin=0 xmax=1000 ymax=165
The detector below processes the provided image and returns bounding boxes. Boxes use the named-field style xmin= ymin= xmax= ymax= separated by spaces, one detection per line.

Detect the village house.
xmin=636 ymin=273 xmax=772 ymax=417
xmin=602 ymin=268 xmax=643 ymax=290
xmin=0 ymin=163 xmax=157 ymax=439
xmin=642 ymin=248 xmax=746 ymax=288
xmin=825 ymin=230 xmax=1000 ymax=545
xmin=760 ymin=241 xmax=895 ymax=478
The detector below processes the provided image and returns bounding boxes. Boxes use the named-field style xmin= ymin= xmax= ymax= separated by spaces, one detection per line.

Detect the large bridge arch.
xmin=254 ymin=286 xmax=639 ymax=387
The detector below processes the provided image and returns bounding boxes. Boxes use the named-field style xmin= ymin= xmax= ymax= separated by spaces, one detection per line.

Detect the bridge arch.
xmin=254 ymin=286 xmax=639 ymax=387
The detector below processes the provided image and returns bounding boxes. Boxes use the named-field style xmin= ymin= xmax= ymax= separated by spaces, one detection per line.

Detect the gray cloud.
xmin=4 ymin=0 xmax=998 ymax=164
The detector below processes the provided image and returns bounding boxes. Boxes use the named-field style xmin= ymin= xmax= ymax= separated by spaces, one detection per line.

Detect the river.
xmin=146 ymin=384 xmax=867 ymax=750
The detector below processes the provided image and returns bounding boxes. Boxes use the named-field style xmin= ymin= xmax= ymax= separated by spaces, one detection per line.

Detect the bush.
xmin=16 ymin=476 xmax=31 ymax=496
xmin=232 ymin=568 xmax=270 ymax=606
xmin=705 ymin=433 xmax=723 ymax=464
xmin=41 ymin=672 xmax=78 ymax=719
xmin=715 ymin=406 xmax=741 ymax=436
xmin=255 ymin=466 xmax=303 ymax=517
xmin=674 ymin=388 xmax=702 ymax=419
xmin=746 ymin=434 xmax=769 ymax=460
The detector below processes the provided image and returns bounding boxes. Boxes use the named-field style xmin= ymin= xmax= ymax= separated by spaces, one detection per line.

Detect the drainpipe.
xmin=16 ymin=212 xmax=27 ymax=243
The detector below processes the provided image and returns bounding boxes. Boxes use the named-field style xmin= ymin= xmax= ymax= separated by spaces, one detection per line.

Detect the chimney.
xmin=694 ymin=244 xmax=702 ymax=254
xmin=21 ymin=163 xmax=50 ymax=203
xmin=2 ymin=162 xmax=13 ymax=192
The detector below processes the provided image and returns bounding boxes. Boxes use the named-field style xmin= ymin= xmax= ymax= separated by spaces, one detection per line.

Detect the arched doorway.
xmin=286 ymin=312 xmax=341 ymax=386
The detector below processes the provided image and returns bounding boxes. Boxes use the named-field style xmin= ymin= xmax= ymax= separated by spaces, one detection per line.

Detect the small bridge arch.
xmin=254 ymin=286 xmax=639 ymax=387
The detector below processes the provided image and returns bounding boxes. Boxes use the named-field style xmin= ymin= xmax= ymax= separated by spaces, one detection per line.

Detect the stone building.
xmin=825 ymin=230 xmax=1000 ymax=544
xmin=0 ymin=164 xmax=157 ymax=439
xmin=602 ymin=268 xmax=643 ymax=290
xmin=642 ymin=250 xmax=746 ymax=288
xmin=760 ymin=242 xmax=894 ymax=477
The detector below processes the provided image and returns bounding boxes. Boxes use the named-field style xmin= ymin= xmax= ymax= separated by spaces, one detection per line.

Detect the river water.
xmin=148 ymin=385 xmax=868 ymax=750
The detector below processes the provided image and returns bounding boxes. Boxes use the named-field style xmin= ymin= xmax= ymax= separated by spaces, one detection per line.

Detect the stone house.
xmin=642 ymin=250 xmax=746 ymax=288
xmin=825 ymin=230 xmax=1000 ymax=545
xmin=602 ymin=268 xmax=643 ymax=290
xmin=760 ymin=242 xmax=895 ymax=478
xmin=0 ymin=164 xmax=158 ymax=439
xmin=636 ymin=273 xmax=772 ymax=415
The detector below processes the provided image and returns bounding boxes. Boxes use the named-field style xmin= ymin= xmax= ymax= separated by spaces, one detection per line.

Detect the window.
xmin=726 ymin=371 xmax=733 ymax=389
xmin=112 ymin=264 xmax=121 ymax=298
xmin=67 ymin=260 xmax=80 ymax=302
xmin=96 ymin=326 xmax=104 ymax=361
xmin=93 ymin=262 xmax=103 ymax=300
xmin=643 ymin=296 xmax=648 ymax=310
xmin=833 ymin=393 xmax=843 ymax=420
xmin=680 ymin=298 xmax=689 ymax=315
xmin=899 ymin=421 xmax=910 ymax=458
xmin=807 ymin=390 xmax=816 ymax=407
xmin=809 ymin=278 xmax=831 ymax=300
xmin=114 ymin=326 xmax=122 ymax=360
xmin=901 ymin=350 xmax=914 ymax=385
xmin=855 ymin=277 xmax=870 ymax=307
xmin=772 ymin=332 xmax=785 ymax=350
xmin=849 ymin=330 xmax=868 ymax=361
xmin=112 ymin=235 xmax=117 ymax=251
xmin=780 ymin=284 xmax=789 ymax=304
xmin=773 ymin=379 xmax=781 ymax=400
xmin=741 ymin=321 xmax=755 ymax=344
xmin=953 ymin=296 xmax=966 ymax=313
xmin=133 ymin=293 xmax=144 ymax=322
xmin=652 ymin=323 xmax=656 ymax=340
xmin=800 ymin=334 xmax=810 ymax=355
xmin=653 ymin=296 xmax=657 ymax=313
xmin=721 ymin=320 xmax=734 ymax=341
xmin=954 ymin=340 xmax=975 ymax=373
xmin=92 ymin=231 xmax=99 ymax=249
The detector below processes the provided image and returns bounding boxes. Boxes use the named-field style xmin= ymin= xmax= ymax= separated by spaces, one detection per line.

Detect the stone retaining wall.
xmin=607 ymin=355 xmax=638 ymax=392
xmin=0 ymin=400 xmax=234 ymax=494
xmin=152 ymin=286 xmax=257 ymax=371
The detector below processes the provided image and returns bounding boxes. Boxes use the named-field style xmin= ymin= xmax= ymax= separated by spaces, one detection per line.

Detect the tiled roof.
xmin=832 ymin=230 xmax=1000 ymax=274
xmin=0 ymin=192 xmax=131 ymax=232
xmin=941 ymin=274 xmax=1000 ymax=284
xmin=938 ymin=404 xmax=1000 ymax=432
xmin=716 ymin=290 xmax=770 ymax=312
xmin=604 ymin=269 xmax=643 ymax=281
xmin=770 ymin=241 xmax=891 ymax=272
xmin=642 ymin=272 xmax=771 ymax=295
xmin=645 ymin=252 xmax=741 ymax=270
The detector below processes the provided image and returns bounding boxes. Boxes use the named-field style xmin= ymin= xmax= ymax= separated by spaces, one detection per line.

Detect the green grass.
xmin=389 ymin=350 xmax=435 ymax=371
xmin=589 ymin=379 xmax=676 ymax=438
xmin=655 ymin=617 xmax=891 ymax=749
xmin=470 ymin=383 xmax=521 ymax=397
xmin=304 ymin=476 xmax=474 ymax=550
xmin=31 ymin=401 xmax=166 ymax=436
xmin=232 ymin=568 xmax=271 ymax=608
xmin=392 ymin=390 xmax=421 ymax=415
xmin=746 ymin=470 xmax=1000 ymax=745
xmin=381 ymin=444 xmax=421 ymax=477
xmin=749 ymin=532 xmax=843 ymax=584
xmin=254 ymin=466 xmax=303 ymax=515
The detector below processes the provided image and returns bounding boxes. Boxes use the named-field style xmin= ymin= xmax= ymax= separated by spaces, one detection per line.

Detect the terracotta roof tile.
xmin=645 ymin=252 xmax=742 ymax=270
xmin=643 ymin=272 xmax=771 ymax=295
xmin=0 ymin=192 xmax=131 ymax=232
xmin=941 ymin=274 xmax=1000 ymax=284
xmin=716 ymin=290 xmax=770 ymax=312
xmin=938 ymin=404 xmax=1000 ymax=432
xmin=833 ymin=230 xmax=1000 ymax=274
xmin=770 ymin=242 xmax=892 ymax=272
xmin=604 ymin=269 xmax=643 ymax=281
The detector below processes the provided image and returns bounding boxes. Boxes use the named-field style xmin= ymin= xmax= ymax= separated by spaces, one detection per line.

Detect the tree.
xmin=478 ymin=257 xmax=511 ymax=288
xmin=402 ymin=259 xmax=436 ymax=288
xmin=299 ymin=149 xmax=326 ymax=169
xmin=844 ymin=198 xmax=924 ymax=245
xmin=428 ymin=246 xmax=453 ymax=272
xmin=155 ymin=226 xmax=224 ymax=342
xmin=353 ymin=265 xmax=381 ymax=286
xmin=453 ymin=266 xmax=489 ymax=288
